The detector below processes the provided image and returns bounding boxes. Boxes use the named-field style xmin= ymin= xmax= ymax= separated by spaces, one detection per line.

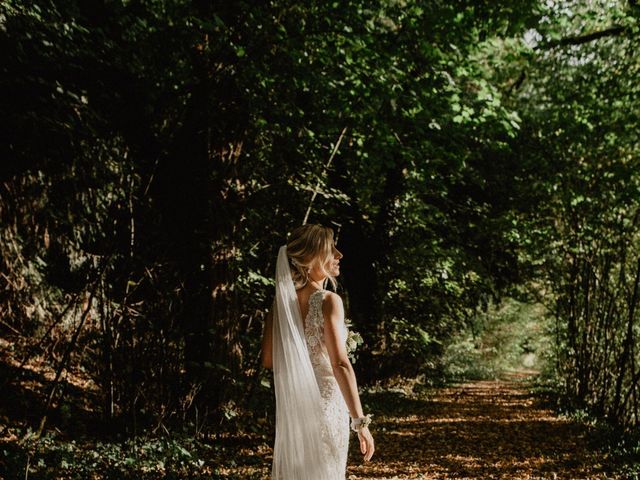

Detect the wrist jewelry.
xmin=350 ymin=413 xmax=373 ymax=432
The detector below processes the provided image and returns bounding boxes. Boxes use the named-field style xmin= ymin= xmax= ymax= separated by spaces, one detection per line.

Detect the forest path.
xmin=344 ymin=370 xmax=616 ymax=480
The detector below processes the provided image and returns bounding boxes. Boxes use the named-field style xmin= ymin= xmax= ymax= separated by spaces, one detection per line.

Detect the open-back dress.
xmin=302 ymin=289 xmax=350 ymax=479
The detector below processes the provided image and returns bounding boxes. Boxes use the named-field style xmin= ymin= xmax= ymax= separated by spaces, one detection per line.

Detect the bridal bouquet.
xmin=344 ymin=318 xmax=363 ymax=363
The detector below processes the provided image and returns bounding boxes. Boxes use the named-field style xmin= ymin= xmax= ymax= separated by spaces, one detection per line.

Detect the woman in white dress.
xmin=261 ymin=224 xmax=375 ymax=479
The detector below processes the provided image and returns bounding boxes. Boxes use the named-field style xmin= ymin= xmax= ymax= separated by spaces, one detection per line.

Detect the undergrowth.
xmin=529 ymin=372 xmax=640 ymax=480
xmin=440 ymin=297 xmax=551 ymax=381
xmin=0 ymin=425 xmax=269 ymax=479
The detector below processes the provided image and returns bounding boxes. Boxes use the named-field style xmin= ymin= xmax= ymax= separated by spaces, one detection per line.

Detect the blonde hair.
xmin=286 ymin=224 xmax=338 ymax=291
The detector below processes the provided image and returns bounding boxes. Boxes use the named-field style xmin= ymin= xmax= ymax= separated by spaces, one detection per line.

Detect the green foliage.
xmin=509 ymin=0 xmax=640 ymax=429
xmin=2 ymin=427 xmax=224 ymax=479
xmin=2 ymin=0 xmax=640 ymax=458
xmin=441 ymin=298 xmax=553 ymax=381
xmin=0 ymin=0 xmax=535 ymax=434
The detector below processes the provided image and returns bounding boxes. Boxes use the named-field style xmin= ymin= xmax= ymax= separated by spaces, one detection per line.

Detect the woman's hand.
xmin=357 ymin=426 xmax=375 ymax=462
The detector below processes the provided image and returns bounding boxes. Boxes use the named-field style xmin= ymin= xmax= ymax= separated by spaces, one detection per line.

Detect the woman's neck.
xmin=308 ymin=278 xmax=325 ymax=291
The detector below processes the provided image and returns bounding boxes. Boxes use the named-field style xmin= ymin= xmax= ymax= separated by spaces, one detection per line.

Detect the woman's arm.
xmin=323 ymin=292 xmax=375 ymax=461
xmin=261 ymin=303 xmax=274 ymax=369
xmin=323 ymin=293 xmax=363 ymax=417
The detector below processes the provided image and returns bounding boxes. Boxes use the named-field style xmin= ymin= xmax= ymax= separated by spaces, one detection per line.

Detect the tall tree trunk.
xmin=612 ymin=258 xmax=640 ymax=422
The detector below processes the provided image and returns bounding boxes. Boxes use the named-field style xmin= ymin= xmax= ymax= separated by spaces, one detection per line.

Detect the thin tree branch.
xmin=0 ymin=292 xmax=82 ymax=391
xmin=302 ymin=126 xmax=348 ymax=225
xmin=35 ymin=258 xmax=110 ymax=438
xmin=536 ymin=25 xmax=627 ymax=50
xmin=506 ymin=70 xmax=527 ymax=96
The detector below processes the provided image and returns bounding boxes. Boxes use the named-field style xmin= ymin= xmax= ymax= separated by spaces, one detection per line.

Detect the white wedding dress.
xmin=302 ymin=289 xmax=350 ymax=479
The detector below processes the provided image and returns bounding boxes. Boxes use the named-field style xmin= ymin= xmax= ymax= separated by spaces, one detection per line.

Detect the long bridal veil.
xmin=272 ymin=245 xmax=331 ymax=479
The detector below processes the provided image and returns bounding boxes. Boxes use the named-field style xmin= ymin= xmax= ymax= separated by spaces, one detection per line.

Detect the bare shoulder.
xmin=321 ymin=291 xmax=344 ymax=318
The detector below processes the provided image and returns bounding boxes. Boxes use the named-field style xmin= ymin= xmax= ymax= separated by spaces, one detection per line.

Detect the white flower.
xmin=344 ymin=318 xmax=364 ymax=362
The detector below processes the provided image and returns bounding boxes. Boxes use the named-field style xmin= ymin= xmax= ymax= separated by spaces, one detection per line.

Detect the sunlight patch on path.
xmin=216 ymin=371 xmax=620 ymax=479
xmin=345 ymin=371 xmax=620 ymax=479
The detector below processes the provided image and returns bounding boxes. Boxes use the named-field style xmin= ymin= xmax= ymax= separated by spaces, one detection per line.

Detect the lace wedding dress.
xmin=303 ymin=289 xmax=350 ymax=479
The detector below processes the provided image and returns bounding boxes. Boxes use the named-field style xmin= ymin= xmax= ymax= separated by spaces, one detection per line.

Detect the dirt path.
xmin=1 ymin=356 xmax=623 ymax=478
xmin=214 ymin=370 xmax=623 ymax=479
xmin=221 ymin=371 xmax=620 ymax=479
xmin=344 ymin=371 xmax=617 ymax=479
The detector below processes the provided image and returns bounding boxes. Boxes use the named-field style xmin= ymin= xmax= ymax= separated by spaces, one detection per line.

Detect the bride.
xmin=261 ymin=224 xmax=375 ymax=479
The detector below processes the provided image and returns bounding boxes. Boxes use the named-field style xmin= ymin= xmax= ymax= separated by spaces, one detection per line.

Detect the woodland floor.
xmin=0 ymin=353 xmax=630 ymax=479
xmin=221 ymin=370 xmax=624 ymax=480
xmin=349 ymin=370 xmax=619 ymax=480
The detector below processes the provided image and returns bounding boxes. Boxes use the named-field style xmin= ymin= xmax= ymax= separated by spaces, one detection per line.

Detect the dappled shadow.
xmin=0 ymin=342 xmax=100 ymax=438
xmin=346 ymin=372 xmax=617 ymax=479
xmin=2 ymin=343 xmax=620 ymax=480
xmin=212 ymin=371 xmax=621 ymax=479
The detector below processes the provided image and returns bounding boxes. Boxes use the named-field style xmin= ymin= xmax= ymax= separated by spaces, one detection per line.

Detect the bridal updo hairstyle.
xmin=286 ymin=224 xmax=339 ymax=291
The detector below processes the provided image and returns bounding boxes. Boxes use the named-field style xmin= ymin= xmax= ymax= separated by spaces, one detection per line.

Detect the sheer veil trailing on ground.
xmin=272 ymin=245 xmax=331 ymax=479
